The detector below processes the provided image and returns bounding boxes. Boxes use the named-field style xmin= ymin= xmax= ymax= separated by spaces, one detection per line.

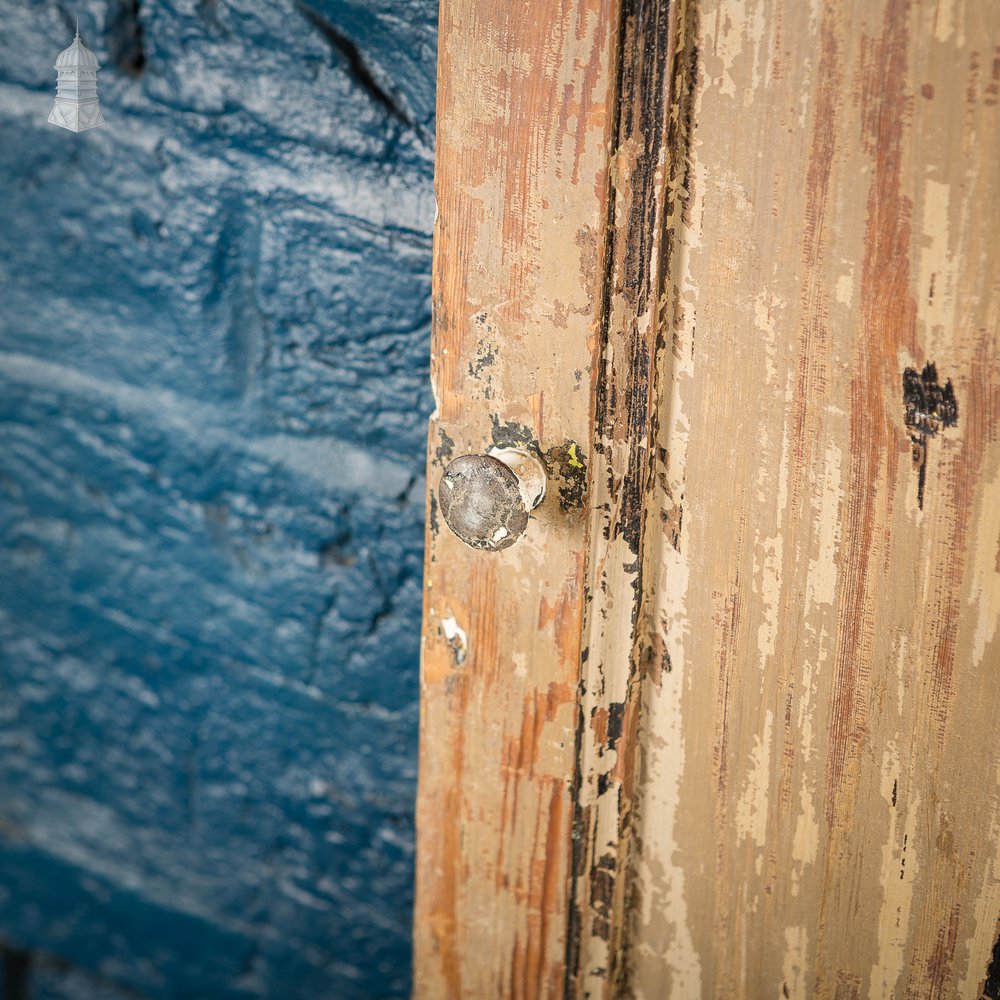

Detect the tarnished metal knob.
xmin=438 ymin=448 xmax=546 ymax=551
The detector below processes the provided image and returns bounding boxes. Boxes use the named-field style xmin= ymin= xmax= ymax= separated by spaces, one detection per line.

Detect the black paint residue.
xmin=984 ymin=929 xmax=1000 ymax=999
xmin=434 ymin=429 xmax=455 ymax=466
xmin=565 ymin=0 xmax=699 ymax=987
xmin=467 ymin=314 xmax=497 ymax=388
xmin=639 ymin=636 xmax=672 ymax=681
xmin=545 ymin=441 xmax=589 ymax=512
xmin=903 ymin=362 xmax=958 ymax=435
xmin=589 ymin=852 xmax=616 ymax=942
xmin=427 ymin=492 xmax=440 ymax=545
xmin=606 ymin=701 xmax=626 ymax=751
xmin=490 ymin=415 xmax=537 ymax=453
xmin=902 ymin=362 xmax=958 ymax=510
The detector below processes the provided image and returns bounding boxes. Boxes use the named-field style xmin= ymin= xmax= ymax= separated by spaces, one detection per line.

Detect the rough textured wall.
xmin=0 ymin=2 xmax=436 ymax=997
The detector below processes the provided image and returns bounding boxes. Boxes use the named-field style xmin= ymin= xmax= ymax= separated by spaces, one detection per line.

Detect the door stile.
xmin=413 ymin=1 xmax=624 ymax=996
xmin=566 ymin=0 xmax=690 ymax=996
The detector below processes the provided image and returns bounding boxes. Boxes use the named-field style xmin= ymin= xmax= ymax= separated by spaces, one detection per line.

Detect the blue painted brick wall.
xmin=0 ymin=1 xmax=436 ymax=997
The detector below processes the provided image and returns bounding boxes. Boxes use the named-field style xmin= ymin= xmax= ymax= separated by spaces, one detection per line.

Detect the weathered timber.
xmin=416 ymin=0 xmax=1000 ymax=997
xmin=629 ymin=0 xmax=1000 ymax=997
xmin=413 ymin=1 xmax=620 ymax=996
xmin=566 ymin=0 xmax=684 ymax=995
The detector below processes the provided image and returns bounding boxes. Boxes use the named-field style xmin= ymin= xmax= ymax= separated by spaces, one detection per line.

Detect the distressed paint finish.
xmin=418 ymin=0 xmax=1000 ymax=995
xmin=630 ymin=0 xmax=1000 ymax=997
xmin=566 ymin=0 xmax=680 ymax=996
xmin=413 ymin=0 xmax=620 ymax=996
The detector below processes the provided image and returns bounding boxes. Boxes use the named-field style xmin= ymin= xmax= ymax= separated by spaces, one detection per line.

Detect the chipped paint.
xmin=835 ymin=268 xmax=855 ymax=306
xmin=753 ymin=290 xmax=784 ymax=386
xmin=735 ymin=709 xmax=773 ymax=848
xmin=755 ymin=534 xmax=782 ymax=664
xmin=871 ymin=743 xmax=921 ymax=997
xmin=415 ymin=0 xmax=618 ymax=996
xmin=805 ymin=441 xmax=843 ymax=609
xmin=782 ymin=926 xmax=809 ymax=1000
xmin=626 ymin=0 xmax=1000 ymax=996
xmin=970 ymin=459 xmax=1000 ymax=664
xmin=917 ymin=179 xmax=956 ymax=336
xmin=567 ymin=0 xmax=699 ymax=995
xmin=439 ymin=615 xmax=467 ymax=666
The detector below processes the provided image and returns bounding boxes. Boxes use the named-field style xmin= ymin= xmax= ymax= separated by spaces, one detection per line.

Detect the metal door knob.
xmin=438 ymin=448 xmax=546 ymax=551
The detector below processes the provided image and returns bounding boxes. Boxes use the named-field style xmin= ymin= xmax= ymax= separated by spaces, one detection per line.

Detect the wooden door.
xmin=414 ymin=0 xmax=1000 ymax=997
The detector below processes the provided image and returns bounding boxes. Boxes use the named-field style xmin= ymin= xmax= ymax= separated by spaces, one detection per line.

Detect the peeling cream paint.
xmin=634 ymin=347 xmax=703 ymax=1000
xmin=635 ymin=666 xmax=703 ymax=999
xmin=631 ymin=35 xmax=703 ymax=988
xmin=917 ymin=178 xmax=955 ymax=337
xmin=710 ymin=1 xmax=745 ymax=98
xmin=743 ymin=0 xmax=768 ymax=102
xmin=805 ymin=441 xmax=842 ymax=609
xmin=756 ymin=534 xmax=783 ymax=663
xmin=439 ymin=615 xmax=468 ymax=666
xmin=956 ymin=759 xmax=1000 ymax=996
xmin=893 ymin=632 xmax=909 ymax=718
xmin=754 ymin=290 xmax=784 ymax=386
xmin=512 ymin=651 xmax=528 ymax=679
xmin=932 ymin=0 xmax=964 ymax=44
xmin=969 ymin=459 xmax=1000 ymax=665
xmin=755 ymin=424 xmax=774 ymax=504
xmin=782 ymin=926 xmax=809 ymax=1000
xmin=790 ymin=623 xmax=824 ymax=900
xmin=776 ymin=395 xmax=792 ymax=502
xmin=649 ymin=327 xmax=700 ymax=990
xmin=835 ymin=269 xmax=854 ymax=306
xmin=796 ymin=631 xmax=824 ymax=766
xmin=870 ymin=744 xmax=920 ymax=998
xmin=735 ymin=708 xmax=773 ymax=847
xmin=797 ymin=79 xmax=812 ymax=129
xmin=791 ymin=784 xmax=819 ymax=869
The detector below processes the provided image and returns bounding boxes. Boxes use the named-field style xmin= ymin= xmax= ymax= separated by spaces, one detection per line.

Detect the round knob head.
xmin=438 ymin=454 xmax=530 ymax=551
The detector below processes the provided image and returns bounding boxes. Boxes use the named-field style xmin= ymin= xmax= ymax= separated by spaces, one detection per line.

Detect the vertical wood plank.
xmin=628 ymin=0 xmax=1000 ymax=997
xmin=413 ymin=1 xmax=620 ymax=996
xmin=565 ymin=0 xmax=682 ymax=996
